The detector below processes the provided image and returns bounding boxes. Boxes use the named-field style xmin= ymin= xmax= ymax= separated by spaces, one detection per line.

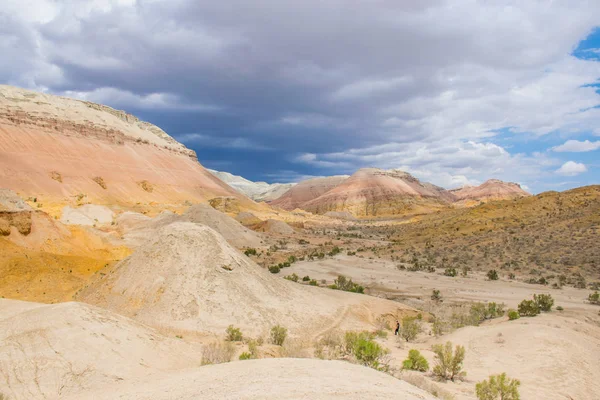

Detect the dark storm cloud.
xmin=1 ymin=0 xmax=600 ymax=191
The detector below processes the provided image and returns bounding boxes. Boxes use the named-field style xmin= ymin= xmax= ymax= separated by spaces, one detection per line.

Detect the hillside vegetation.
xmin=378 ymin=186 xmax=599 ymax=287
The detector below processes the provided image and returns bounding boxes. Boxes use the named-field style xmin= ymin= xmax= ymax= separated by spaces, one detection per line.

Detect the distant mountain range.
xmin=211 ymin=167 xmax=530 ymax=217
xmin=207 ymin=169 xmax=296 ymax=202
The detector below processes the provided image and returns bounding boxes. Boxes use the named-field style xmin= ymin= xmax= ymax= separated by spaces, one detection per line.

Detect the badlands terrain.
xmin=0 ymin=86 xmax=599 ymax=400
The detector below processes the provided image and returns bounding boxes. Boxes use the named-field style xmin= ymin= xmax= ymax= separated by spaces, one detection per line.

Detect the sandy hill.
xmin=269 ymin=175 xmax=349 ymax=210
xmin=208 ymin=169 xmax=295 ymax=202
xmin=383 ymin=185 xmax=600 ymax=280
xmin=0 ymin=85 xmax=257 ymax=214
xmin=77 ymin=222 xmax=413 ymax=336
xmin=300 ymin=168 xmax=452 ymax=217
xmin=116 ymin=203 xmax=263 ymax=248
xmin=450 ymin=179 xmax=530 ymax=205
xmin=0 ymin=298 xmax=202 ymax=400
xmin=69 ymin=358 xmax=436 ymax=400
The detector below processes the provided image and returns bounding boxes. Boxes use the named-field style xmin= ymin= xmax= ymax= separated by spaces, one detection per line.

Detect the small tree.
xmin=402 ymin=349 xmax=429 ymax=372
xmin=487 ymin=270 xmax=499 ymax=281
xmin=588 ymin=291 xmax=600 ymax=305
xmin=432 ymin=341 xmax=466 ymax=381
xmin=533 ymin=294 xmax=554 ymax=312
xmin=475 ymin=373 xmax=521 ymax=400
xmin=518 ymin=300 xmax=540 ymax=317
xmin=400 ymin=316 xmax=422 ymax=342
xmin=270 ymin=325 xmax=287 ymax=346
xmin=225 ymin=325 xmax=243 ymax=341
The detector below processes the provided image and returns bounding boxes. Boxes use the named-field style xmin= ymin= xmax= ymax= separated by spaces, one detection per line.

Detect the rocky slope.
xmin=269 ymin=175 xmax=349 ymax=210
xmin=208 ymin=169 xmax=295 ymax=202
xmin=300 ymin=168 xmax=452 ymax=217
xmin=450 ymin=179 xmax=530 ymax=205
xmin=0 ymin=85 xmax=252 ymax=213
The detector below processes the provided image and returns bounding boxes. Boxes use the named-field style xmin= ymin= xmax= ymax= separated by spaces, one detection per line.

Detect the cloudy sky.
xmin=2 ymin=0 xmax=600 ymax=193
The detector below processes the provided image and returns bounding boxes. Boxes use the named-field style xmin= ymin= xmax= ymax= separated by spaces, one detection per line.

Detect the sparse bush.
xmin=487 ymin=270 xmax=499 ymax=281
xmin=533 ymin=293 xmax=554 ymax=312
xmin=330 ymin=275 xmax=364 ymax=294
xmin=201 ymin=342 xmax=235 ymax=365
xmin=302 ymin=275 xmax=310 ymax=282
xmin=556 ymin=305 xmax=564 ymax=311
xmin=268 ymin=265 xmax=280 ymax=274
xmin=239 ymin=352 xmax=253 ymax=360
xmin=432 ymin=318 xmax=446 ymax=336
xmin=518 ymin=299 xmax=540 ymax=317
xmin=432 ymin=341 xmax=466 ymax=381
xmin=431 ymin=289 xmax=442 ymax=302
xmin=284 ymin=273 xmax=299 ymax=282
xmin=475 ymin=373 xmax=520 ymax=400
xmin=328 ymin=246 xmax=342 ymax=257
xmin=342 ymin=331 xmax=389 ymax=370
xmin=270 ymin=325 xmax=287 ymax=346
xmin=444 ymin=268 xmax=457 ymax=277
xmin=400 ymin=316 xmax=422 ymax=342
xmin=402 ymin=349 xmax=429 ymax=372
xmin=353 ymin=337 xmax=389 ymax=370
xmin=588 ymin=291 xmax=600 ymax=305
xmin=507 ymin=309 xmax=520 ymax=320
xmin=225 ymin=325 xmax=243 ymax=341
xmin=309 ymin=279 xmax=318 ymax=286
xmin=244 ymin=248 xmax=257 ymax=256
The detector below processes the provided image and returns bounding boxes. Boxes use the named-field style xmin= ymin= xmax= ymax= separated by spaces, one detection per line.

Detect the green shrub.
xmin=309 ymin=279 xmax=318 ymax=286
xmin=475 ymin=373 xmax=520 ymax=400
xmin=353 ymin=338 xmax=388 ymax=369
xmin=444 ymin=268 xmax=457 ymax=277
xmin=431 ymin=289 xmax=442 ymax=302
xmin=343 ymin=331 xmax=374 ymax=354
xmin=518 ymin=299 xmax=540 ymax=317
xmin=331 ymin=275 xmax=364 ymax=294
xmin=588 ymin=291 xmax=600 ymax=305
xmin=402 ymin=349 xmax=429 ymax=372
xmin=400 ymin=316 xmax=422 ymax=342
xmin=268 ymin=265 xmax=280 ymax=274
xmin=507 ymin=309 xmax=520 ymax=320
xmin=225 ymin=325 xmax=243 ymax=341
xmin=288 ymin=255 xmax=297 ymax=263
xmin=302 ymin=275 xmax=310 ymax=282
xmin=239 ymin=352 xmax=253 ymax=360
xmin=244 ymin=248 xmax=257 ymax=256
xmin=284 ymin=273 xmax=299 ymax=282
xmin=556 ymin=305 xmax=564 ymax=311
xmin=328 ymin=246 xmax=342 ymax=257
xmin=533 ymin=294 xmax=554 ymax=312
xmin=432 ymin=341 xmax=466 ymax=381
xmin=270 ymin=325 xmax=287 ymax=346
xmin=487 ymin=270 xmax=499 ymax=281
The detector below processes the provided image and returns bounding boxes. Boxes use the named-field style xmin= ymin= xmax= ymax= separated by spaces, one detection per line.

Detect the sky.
xmin=1 ymin=1 xmax=600 ymax=193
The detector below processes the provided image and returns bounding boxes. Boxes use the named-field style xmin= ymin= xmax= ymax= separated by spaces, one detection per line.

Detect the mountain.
xmin=269 ymin=175 xmax=350 ymax=210
xmin=450 ymin=179 xmax=530 ymax=205
xmin=299 ymin=168 xmax=452 ymax=217
xmin=0 ymin=85 xmax=252 ymax=213
xmin=208 ymin=169 xmax=295 ymax=201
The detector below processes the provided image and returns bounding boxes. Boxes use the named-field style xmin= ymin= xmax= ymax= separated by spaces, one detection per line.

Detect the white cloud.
xmin=293 ymin=139 xmax=557 ymax=190
xmin=556 ymin=161 xmax=587 ymax=176
xmin=552 ymin=139 xmax=600 ymax=152
xmin=61 ymin=88 xmax=221 ymax=112
xmin=177 ymin=133 xmax=271 ymax=151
